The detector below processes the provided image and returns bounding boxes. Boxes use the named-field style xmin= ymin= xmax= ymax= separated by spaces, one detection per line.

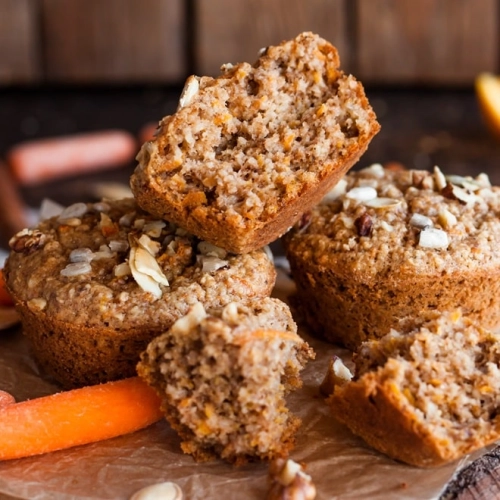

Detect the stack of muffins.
xmin=8 ymin=30 xmax=496 ymax=468
xmin=4 ymin=32 xmax=379 ymax=464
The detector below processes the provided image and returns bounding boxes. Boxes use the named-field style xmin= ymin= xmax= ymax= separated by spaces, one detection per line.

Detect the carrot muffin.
xmin=328 ymin=310 xmax=500 ymax=467
xmin=4 ymin=199 xmax=276 ymax=388
xmin=137 ymin=298 xmax=314 ymax=464
xmin=284 ymin=164 xmax=500 ymax=349
xmin=131 ymin=32 xmax=380 ymax=254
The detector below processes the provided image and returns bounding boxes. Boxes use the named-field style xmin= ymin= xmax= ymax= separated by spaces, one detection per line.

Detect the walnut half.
xmin=9 ymin=228 xmax=47 ymax=255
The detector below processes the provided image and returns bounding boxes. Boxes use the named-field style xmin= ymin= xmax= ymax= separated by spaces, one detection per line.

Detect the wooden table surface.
xmin=1 ymin=85 xmax=500 ymax=499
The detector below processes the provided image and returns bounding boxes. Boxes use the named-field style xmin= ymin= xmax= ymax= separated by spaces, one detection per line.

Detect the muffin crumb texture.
xmin=132 ymin=31 xmax=380 ymax=253
xmin=137 ymin=299 xmax=314 ymax=464
xmin=329 ymin=311 xmax=500 ymax=467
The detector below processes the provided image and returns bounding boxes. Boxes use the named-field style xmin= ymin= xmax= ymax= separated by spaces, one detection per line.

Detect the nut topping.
xmin=441 ymin=182 xmax=476 ymax=205
xmin=410 ymin=213 xmax=433 ymax=229
xmin=9 ymin=229 xmax=47 ymax=255
xmin=267 ymin=458 xmax=316 ymax=500
xmin=178 ymin=75 xmax=200 ymax=110
xmin=345 ymin=186 xmax=377 ymax=202
xmin=320 ymin=356 xmax=353 ymax=397
xmin=171 ymin=302 xmax=207 ymax=335
xmin=321 ymin=178 xmax=347 ymax=203
xmin=60 ymin=262 xmax=92 ymax=277
xmin=355 ymin=213 xmax=373 ymax=237
xmin=130 ymin=481 xmax=183 ymax=500
xmin=433 ymin=166 xmax=447 ymax=191
xmin=128 ymin=235 xmax=169 ymax=299
xmin=418 ymin=227 xmax=449 ymax=249
xmin=364 ymin=197 xmax=401 ymax=209
xmin=58 ymin=202 xmax=88 ymax=221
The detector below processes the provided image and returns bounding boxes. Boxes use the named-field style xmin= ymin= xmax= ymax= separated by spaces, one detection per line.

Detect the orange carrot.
xmin=0 ymin=269 xmax=14 ymax=307
xmin=7 ymin=130 xmax=137 ymax=186
xmin=0 ymin=390 xmax=15 ymax=408
xmin=0 ymin=377 xmax=163 ymax=460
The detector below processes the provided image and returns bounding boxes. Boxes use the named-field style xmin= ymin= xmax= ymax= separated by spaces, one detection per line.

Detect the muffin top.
xmin=5 ymin=198 xmax=275 ymax=330
xmin=284 ymin=164 xmax=500 ymax=278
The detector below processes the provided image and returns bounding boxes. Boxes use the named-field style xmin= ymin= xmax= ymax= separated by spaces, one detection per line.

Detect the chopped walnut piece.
xmin=267 ymin=458 xmax=316 ymax=500
xmin=442 ymin=182 xmax=477 ymax=205
xmin=355 ymin=213 xmax=373 ymax=237
xmin=9 ymin=229 xmax=47 ymax=255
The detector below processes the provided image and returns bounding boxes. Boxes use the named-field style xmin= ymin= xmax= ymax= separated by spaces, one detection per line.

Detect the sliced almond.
xmin=451 ymin=184 xmax=477 ymax=204
xmin=433 ymin=166 xmax=447 ymax=191
xmin=475 ymin=172 xmax=491 ymax=188
xmin=143 ymin=220 xmax=166 ymax=238
xmin=410 ymin=213 xmax=433 ymax=229
xmin=361 ymin=163 xmax=385 ymax=178
xmin=60 ymin=262 xmax=92 ymax=277
xmin=40 ymin=198 xmax=64 ymax=220
xmin=197 ymin=241 xmax=227 ymax=259
xmin=178 ymin=75 xmax=200 ymax=110
xmin=364 ymin=197 xmax=401 ymax=209
xmin=132 ymin=247 xmax=169 ymax=287
xmin=137 ymin=234 xmax=161 ymax=256
xmin=129 ymin=247 xmax=163 ymax=299
xmin=197 ymin=255 xmax=229 ymax=273
xmin=130 ymin=481 xmax=183 ymax=500
xmin=418 ymin=227 xmax=449 ymax=249
xmin=58 ymin=202 xmax=88 ymax=221
xmin=69 ymin=247 xmax=94 ymax=263
xmin=321 ymin=178 xmax=348 ymax=202
xmin=345 ymin=186 xmax=377 ymax=202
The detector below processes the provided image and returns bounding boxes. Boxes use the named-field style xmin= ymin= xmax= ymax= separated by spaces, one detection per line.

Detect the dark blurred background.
xmin=1 ymin=0 xmax=500 ymax=225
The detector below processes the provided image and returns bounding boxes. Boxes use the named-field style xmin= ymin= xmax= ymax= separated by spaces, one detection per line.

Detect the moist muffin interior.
xmin=138 ymin=299 xmax=314 ymax=464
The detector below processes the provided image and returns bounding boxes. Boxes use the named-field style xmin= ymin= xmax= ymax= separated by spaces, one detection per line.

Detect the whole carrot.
xmin=0 ymin=377 xmax=163 ymax=460
xmin=7 ymin=130 xmax=137 ymax=186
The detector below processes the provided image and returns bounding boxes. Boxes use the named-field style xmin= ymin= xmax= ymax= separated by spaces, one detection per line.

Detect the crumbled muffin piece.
xmin=137 ymin=299 xmax=314 ymax=464
xmin=284 ymin=164 xmax=500 ymax=348
xmin=131 ymin=32 xmax=379 ymax=254
xmin=328 ymin=310 xmax=500 ymax=467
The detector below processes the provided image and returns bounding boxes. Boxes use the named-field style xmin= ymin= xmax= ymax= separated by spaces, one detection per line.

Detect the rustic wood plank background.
xmin=0 ymin=0 xmax=40 ymax=84
xmin=356 ymin=0 xmax=498 ymax=84
xmin=42 ymin=0 xmax=185 ymax=83
xmin=194 ymin=0 xmax=350 ymax=76
xmin=0 ymin=0 xmax=498 ymax=85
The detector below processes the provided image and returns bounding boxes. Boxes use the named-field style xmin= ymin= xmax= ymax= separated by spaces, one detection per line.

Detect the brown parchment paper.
xmin=0 ymin=268 xmax=486 ymax=500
